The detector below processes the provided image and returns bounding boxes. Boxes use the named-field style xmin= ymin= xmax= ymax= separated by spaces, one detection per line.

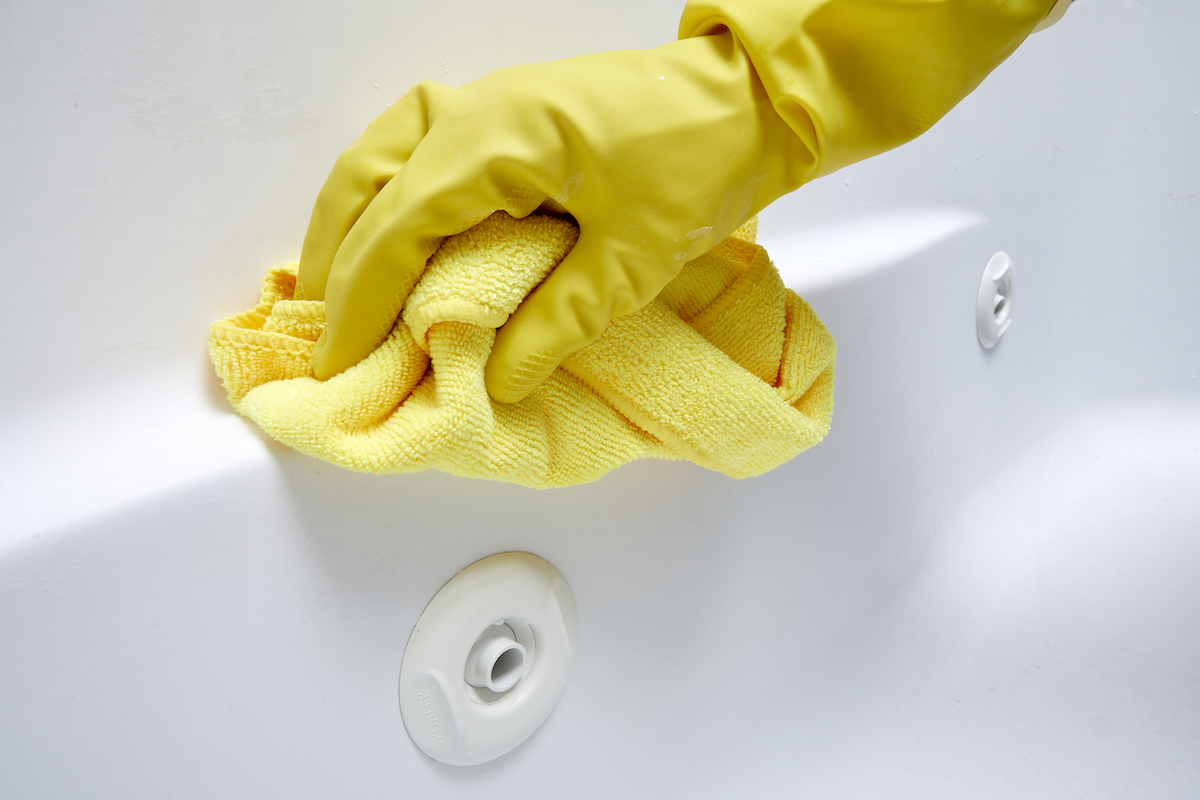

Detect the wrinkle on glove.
xmin=679 ymin=0 xmax=1058 ymax=177
xmin=209 ymin=213 xmax=835 ymax=488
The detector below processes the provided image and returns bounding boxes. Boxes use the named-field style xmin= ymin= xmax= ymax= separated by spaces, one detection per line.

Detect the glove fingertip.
xmin=311 ymin=330 xmax=351 ymax=381
xmin=485 ymin=346 xmax=562 ymax=404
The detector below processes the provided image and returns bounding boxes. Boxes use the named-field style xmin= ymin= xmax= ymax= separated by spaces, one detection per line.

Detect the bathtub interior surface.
xmin=2 ymin=0 xmax=1199 ymax=797
xmin=2 ymin=398 xmax=1197 ymax=798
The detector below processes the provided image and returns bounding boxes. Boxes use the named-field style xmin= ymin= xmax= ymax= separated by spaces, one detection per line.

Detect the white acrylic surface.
xmin=2 ymin=0 xmax=1198 ymax=796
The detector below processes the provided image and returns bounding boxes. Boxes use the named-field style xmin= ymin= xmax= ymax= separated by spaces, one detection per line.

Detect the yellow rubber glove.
xmin=677 ymin=0 xmax=1059 ymax=178
xmin=1034 ymin=0 xmax=1072 ymax=32
xmin=298 ymin=32 xmax=808 ymax=401
xmin=298 ymin=0 xmax=1058 ymax=403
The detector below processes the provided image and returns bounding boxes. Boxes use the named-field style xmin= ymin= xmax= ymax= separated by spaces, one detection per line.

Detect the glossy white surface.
xmin=2 ymin=0 xmax=1199 ymax=797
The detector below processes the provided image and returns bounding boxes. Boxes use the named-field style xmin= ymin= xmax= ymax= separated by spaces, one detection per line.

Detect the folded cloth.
xmin=208 ymin=212 xmax=835 ymax=488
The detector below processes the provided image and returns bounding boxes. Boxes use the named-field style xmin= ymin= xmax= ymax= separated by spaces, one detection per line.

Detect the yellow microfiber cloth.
xmin=208 ymin=212 xmax=835 ymax=488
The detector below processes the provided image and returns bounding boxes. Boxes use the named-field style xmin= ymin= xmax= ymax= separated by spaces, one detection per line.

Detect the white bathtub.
xmin=2 ymin=1 xmax=1198 ymax=796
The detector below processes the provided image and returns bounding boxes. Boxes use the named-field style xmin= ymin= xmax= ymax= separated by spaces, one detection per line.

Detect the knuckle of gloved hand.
xmin=408 ymin=79 xmax=451 ymax=108
xmin=330 ymin=144 xmax=372 ymax=190
xmin=475 ymin=74 xmax=558 ymax=125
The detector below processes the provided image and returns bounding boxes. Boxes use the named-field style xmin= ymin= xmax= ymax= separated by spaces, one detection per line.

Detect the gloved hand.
xmin=298 ymin=31 xmax=808 ymax=402
xmin=298 ymin=0 xmax=1058 ymax=403
xmin=1034 ymin=0 xmax=1072 ymax=31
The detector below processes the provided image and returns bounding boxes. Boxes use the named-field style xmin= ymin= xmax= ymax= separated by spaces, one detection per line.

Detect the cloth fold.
xmin=209 ymin=212 xmax=835 ymax=488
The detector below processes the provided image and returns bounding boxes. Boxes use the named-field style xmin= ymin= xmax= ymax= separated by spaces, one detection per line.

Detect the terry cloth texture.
xmin=209 ymin=212 xmax=835 ymax=488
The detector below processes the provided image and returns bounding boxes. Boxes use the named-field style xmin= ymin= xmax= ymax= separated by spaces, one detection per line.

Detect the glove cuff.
xmin=678 ymin=0 xmax=1057 ymax=177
